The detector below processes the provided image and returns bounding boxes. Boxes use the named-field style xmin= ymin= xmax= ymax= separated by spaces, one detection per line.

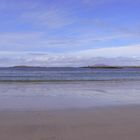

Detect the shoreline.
xmin=0 ymin=103 xmax=139 ymax=112
xmin=0 ymin=105 xmax=140 ymax=140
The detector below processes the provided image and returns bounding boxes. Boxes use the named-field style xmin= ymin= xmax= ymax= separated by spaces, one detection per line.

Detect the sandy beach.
xmin=0 ymin=79 xmax=140 ymax=140
xmin=0 ymin=81 xmax=140 ymax=140
xmin=0 ymin=105 xmax=140 ymax=140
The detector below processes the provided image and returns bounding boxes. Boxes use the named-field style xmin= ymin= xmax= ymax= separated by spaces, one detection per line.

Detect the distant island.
xmin=81 ymin=64 xmax=123 ymax=69
xmin=12 ymin=65 xmax=45 ymax=68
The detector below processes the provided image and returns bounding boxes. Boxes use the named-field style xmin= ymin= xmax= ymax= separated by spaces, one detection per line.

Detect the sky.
xmin=0 ymin=0 xmax=140 ymax=66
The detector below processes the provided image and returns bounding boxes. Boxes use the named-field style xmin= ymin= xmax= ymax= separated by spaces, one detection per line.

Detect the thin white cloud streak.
xmin=82 ymin=0 xmax=130 ymax=7
xmin=0 ymin=32 xmax=45 ymax=51
xmin=0 ymin=0 xmax=39 ymax=10
xmin=0 ymin=31 xmax=139 ymax=52
xmin=21 ymin=3 xmax=75 ymax=29
xmin=22 ymin=11 xmax=71 ymax=29
xmin=82 ymin=0 xmax=116 ymax=6
xmin=75 ymin=44 xmax=140 ymax=58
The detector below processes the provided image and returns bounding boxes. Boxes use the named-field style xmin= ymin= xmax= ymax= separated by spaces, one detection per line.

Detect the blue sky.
xmin=0 ymin=0 xmax=140 ymax=66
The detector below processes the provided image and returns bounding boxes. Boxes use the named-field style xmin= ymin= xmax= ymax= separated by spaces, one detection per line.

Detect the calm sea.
xmin=0 ymin=67 xmax=140 ymax=81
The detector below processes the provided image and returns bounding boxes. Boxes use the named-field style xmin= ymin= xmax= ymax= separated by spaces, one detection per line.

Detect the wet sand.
xmin=0 ymin=105 xmax=140 ymax=140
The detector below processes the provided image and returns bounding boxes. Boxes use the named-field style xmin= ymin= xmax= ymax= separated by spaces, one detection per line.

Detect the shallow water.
xmin=0 ymin=80 xmax=140 ymax=110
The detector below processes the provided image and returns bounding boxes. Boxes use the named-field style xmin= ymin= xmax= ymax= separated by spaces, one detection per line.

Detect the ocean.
xmin=0 ymin=67 xmax=140 ymax=81
xmin=0 ymin=67 xmax=140 ymax=111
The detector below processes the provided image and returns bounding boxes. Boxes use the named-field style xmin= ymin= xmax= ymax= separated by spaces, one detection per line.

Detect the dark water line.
xmin=0 ymin=79 xmax=140 ymax=83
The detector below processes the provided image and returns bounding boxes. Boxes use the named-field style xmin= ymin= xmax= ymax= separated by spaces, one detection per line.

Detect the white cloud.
xmin=75 ymin=44 xmax=140 ymax=58
xmin=0 ymin=44 xmax=140 ymax=67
